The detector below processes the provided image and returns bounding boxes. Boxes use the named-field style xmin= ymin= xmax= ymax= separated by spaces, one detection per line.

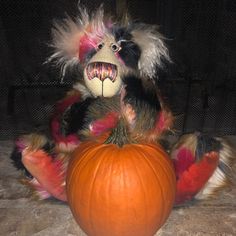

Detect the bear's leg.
xmin=11 ymin=133 xmax=67 ymax=201
xmin=171 ymin=133 xmax=234 ymax=205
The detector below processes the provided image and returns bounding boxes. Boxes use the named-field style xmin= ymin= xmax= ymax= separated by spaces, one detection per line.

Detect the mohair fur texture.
xmin=11 ymin=5 xmax=235 ymax=207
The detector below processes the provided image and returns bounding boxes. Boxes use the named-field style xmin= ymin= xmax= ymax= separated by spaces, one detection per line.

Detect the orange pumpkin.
xmin=66 ymin=136 xmax=176 ymax=236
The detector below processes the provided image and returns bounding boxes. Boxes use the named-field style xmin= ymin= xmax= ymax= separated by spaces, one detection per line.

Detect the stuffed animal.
xmin=11 ymin=5 xmax=234 ymax=205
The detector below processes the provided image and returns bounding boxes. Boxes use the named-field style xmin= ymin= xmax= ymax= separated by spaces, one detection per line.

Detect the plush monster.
xmin=11 ymin=6 xmax=234 ymax=205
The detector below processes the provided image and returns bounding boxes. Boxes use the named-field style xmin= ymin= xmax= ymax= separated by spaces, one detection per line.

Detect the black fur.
xmin=10 ymin=138 xmax=55 ymax=178
xmin=218 ymin=161 xmax=231 ymax=175
xmin=112 ymin=27 xmax=141 ymax=69
xmin=10 ymin=147 xmax=32 ymax=178
xmin=61 ymin=97 xmax=95 ymax=135
xmin=123 ymin=75 xmax=161 ymax=111
xmin=195 ymin=134 xmax=222 ymax=161
xmin=41 ymin=140 xmax=55 ymax=155
xmin=113 ymin=26 xmax=132 ymax=41
xmin=123 ymin=75 xmax=161 ymax=131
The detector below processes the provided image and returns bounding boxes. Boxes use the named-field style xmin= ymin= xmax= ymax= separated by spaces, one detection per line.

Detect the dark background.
xmin=0 ymin=0 xmax=236 ymax=140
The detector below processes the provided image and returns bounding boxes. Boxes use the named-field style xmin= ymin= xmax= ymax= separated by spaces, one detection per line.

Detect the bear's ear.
xmin=130 ymin=24 xmax=171 ymax=79
xmin=48 ymin=16 xmax=85 ymax=77
xmin=47 ymin=6 xmax=110 ymax=78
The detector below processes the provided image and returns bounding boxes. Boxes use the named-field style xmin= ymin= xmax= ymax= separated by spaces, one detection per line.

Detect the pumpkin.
xmin=66 ymin=136 xmax=176 ymax=236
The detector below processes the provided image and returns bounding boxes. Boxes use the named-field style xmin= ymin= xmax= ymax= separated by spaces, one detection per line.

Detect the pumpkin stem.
xmin=104 ymin=118 xmax=134 ymax=147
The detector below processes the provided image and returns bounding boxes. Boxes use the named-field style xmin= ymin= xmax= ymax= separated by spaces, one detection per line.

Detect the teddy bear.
xmin=11 ymin=5 xmax=234 ymax=205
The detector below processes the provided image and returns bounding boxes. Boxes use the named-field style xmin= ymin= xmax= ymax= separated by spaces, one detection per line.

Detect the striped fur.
xmin=171 ymin=133 xmax=235 ymax=201
xmin=195 ymin=137 xmax=235 ymax=199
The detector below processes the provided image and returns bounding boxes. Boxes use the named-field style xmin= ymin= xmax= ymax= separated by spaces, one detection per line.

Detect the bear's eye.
xmin=97 ymin=42 xmax=104 ymax=50
xmin=110 ymin=43 xmax=120 ymax=52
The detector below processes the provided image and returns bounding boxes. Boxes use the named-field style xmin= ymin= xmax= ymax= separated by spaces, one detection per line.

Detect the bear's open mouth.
xmin=86 ymin=62 xmax=117 ymax=82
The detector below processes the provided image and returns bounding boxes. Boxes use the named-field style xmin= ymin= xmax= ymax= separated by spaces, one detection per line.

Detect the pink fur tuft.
xmin=90 ymin=112 xmax=119 ymax=136
xmin=51 ymin=94 xmax=81 ymax=143
xmin=15 ymin=139 xmax=27 ymax=152
xmin=172 ymin=148 xmax=195 ymax=179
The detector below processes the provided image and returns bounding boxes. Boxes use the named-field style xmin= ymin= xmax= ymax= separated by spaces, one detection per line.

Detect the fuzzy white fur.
xmin=48 ymin=6 xmax=108 ymax=78
xmin=195 ymin=137 xmax=235 ymax=199
xmin=131 ymin=24 xmax=170 ymax=78
xmin=47 ymin=5 xmax=170 ymax=80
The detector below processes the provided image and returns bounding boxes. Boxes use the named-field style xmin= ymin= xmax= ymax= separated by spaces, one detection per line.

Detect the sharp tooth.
xmin=86 ymin=66 xmax=91 ymax=80
xmin=86 ymin=62 xmax=117 ymax=82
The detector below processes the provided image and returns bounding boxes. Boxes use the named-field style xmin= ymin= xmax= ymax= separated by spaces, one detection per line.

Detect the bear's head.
xmin=48 ymin=5 xmax=170 ymax=98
